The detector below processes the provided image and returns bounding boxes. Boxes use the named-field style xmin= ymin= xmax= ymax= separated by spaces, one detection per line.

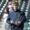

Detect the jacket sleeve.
xmin=20 ymin=12 xmax=26 ymax=23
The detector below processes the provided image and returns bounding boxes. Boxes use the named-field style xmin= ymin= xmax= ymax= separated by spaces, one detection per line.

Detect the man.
xmin=6 ymin=0 xmax=26 ymax=30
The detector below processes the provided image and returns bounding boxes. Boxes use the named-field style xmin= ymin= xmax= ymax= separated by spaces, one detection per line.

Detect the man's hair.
xmin=8 ymin=0 xmax=12 ymax=2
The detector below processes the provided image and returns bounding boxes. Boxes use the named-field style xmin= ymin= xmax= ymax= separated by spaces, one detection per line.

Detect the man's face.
xmin=7 ymin=1 xmax=13 ymax=9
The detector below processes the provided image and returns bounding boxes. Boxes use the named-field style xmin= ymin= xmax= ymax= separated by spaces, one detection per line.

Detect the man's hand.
xmin=15 ymin=21 xmax=21 ymax=26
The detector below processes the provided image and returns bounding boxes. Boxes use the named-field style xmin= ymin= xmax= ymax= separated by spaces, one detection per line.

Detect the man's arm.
xmin=19 ymin=11 xmax=26 ymax=23
xmin=15 ymin=12 xmax=26 ymax=26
